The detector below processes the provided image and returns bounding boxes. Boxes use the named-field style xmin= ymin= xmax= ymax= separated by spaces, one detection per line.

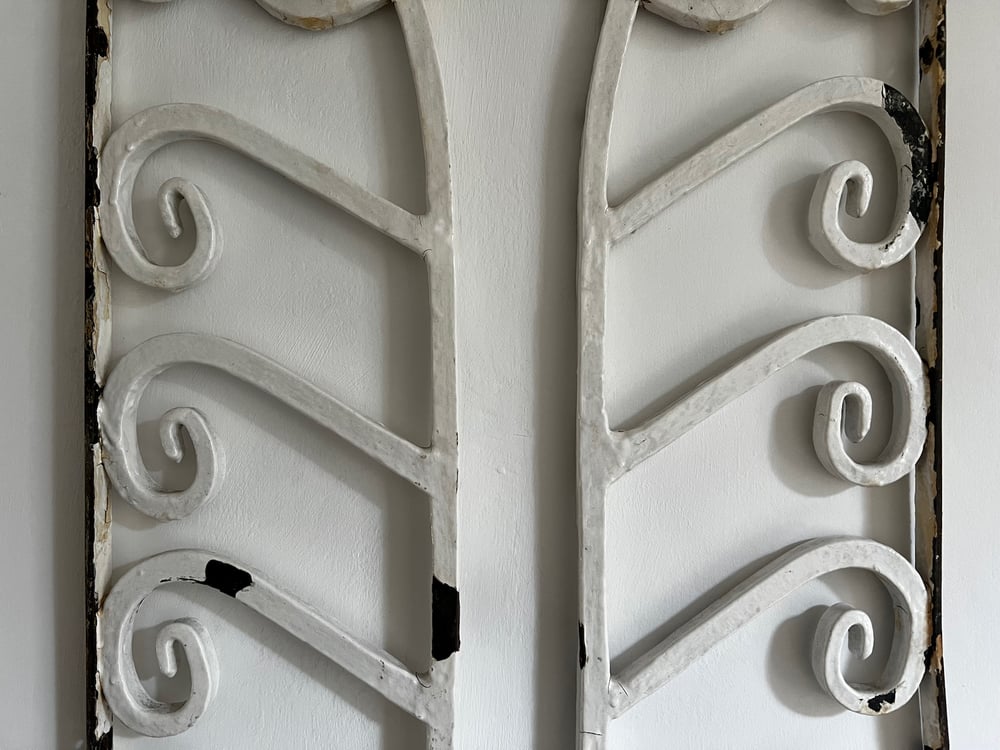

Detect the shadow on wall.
xmin=54 ymin=0 xmax=87 ymax=746
xmin=532 ymin=4 xmax=605 ymax=749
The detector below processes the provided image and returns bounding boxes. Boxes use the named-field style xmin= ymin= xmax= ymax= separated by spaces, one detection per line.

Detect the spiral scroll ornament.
xmin=99 ymin=104 xmax=433 ymax=293
xmin=609 ymin=314 xmax=926 ymax=487
xmin=608 ymin=537 xmax=928 ymax=718
xmin=102 ymin=549 xmax=446 ymax=737
xmin=98 ymin=333 xmax=436 ymax=520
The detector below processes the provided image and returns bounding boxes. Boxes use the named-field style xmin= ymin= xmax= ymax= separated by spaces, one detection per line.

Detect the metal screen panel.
xmin=575 ymin=1 xmax=948 ymax=746
xmin=84 ymin=2 xmax=459 ymax=746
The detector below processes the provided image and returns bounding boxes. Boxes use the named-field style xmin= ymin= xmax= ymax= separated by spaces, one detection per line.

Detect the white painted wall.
xmin=0 ymin=1 xmax=997 ymax=748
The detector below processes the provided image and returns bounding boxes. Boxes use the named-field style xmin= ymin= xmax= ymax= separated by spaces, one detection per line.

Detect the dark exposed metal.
xmin=914 ymin=1 xmax=949 ymax=746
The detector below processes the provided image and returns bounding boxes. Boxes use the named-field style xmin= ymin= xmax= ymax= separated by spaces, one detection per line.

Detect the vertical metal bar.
xmin=396 ymin=2 xmax=461 ymax=745
xmin=576 ymin=1 xmax=637 ymax=745
xmin=914 ymin=0 xmax=949 ymax=746
xmin=84 ymin=0 xmax=113 ymax=746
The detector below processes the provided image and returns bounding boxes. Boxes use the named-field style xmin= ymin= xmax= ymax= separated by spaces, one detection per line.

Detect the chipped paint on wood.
xmin=85 ymin=0 xmax=113 ymax=747
xmin=914 ymin=0 xmax=949 ymax=747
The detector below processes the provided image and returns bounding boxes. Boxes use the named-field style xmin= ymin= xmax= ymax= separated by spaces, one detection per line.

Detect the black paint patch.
xmin=431 ymin=577 xmax=460 ymax=661
xmin=200 ymin=559 xmax=253 ymax=598
xmin=86 ymin=144 xmax=101 ymax=209
xmin=84 ymin=13 xmax=108 ymax=111
xmin=85 ymin=3 xmax=113 ymax=746
xmin=578 ymin=623 xmax=588 ymax=669
xmin=882 ymin=84 xmax=932 ymax=226
xmin=867 ymin=689 xmax=896 ymax=713
xmin=924 ymin=638 xmax=937 ymax=670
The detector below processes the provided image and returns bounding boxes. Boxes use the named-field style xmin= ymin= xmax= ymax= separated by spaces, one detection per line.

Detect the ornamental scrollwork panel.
xmin=576 ymin=0 xmax=946 ymax=747
xmin=86 ymin=0 xmax=458 ymax=746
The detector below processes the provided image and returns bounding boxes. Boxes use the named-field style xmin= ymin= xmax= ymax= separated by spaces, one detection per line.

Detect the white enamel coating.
xmin=97 ymin=1 xmax=459 ymax=745
xmin=609 ymin=537 xmax=928 ymax=718
xmin=577 ymin=1 xmax=931 ymax=747
xmin=99 ymin=333 xmax=437 ymax=521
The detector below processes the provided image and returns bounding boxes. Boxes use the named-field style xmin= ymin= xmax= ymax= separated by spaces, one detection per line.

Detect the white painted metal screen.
xmin=85 ymin=1 xmax=459 ymax=746
xmin=575 ymin=1 xmax=947 ymax=747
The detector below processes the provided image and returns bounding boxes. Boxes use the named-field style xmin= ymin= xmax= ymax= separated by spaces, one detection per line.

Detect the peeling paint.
xmin=913 ymin=1 xmax=949 ymax=747
xmin=201 ymin=560 xmax=254 ymax=598
xmin=883 ymin=84 xmax=932 ymax=226
xmin=85 ymin=0 xmax=114 ymax=746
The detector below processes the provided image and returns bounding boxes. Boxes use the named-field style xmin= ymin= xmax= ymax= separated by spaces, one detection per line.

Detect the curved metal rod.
xmin=99 ymin=332 xmax=436 ymax=520
xmin=99 ymin=104 xmax=430 ymax=292
xmin=610 ymin=314 xmax=926 ymax=487
xmin=643 ymin=0 xmax=911 ymax=34
xmin=141 ymin=0 xmax=390 ymax=30
xmin=609 ymin=77 xmax=931 ymax=273
xmin=609 ymin=536 xmax=928 ymax=718
xmin=101 ymin=549 xmax=444 ymax=737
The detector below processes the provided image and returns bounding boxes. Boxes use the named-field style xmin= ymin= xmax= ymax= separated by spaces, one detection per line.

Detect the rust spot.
xmin=701 ymin=18 xmax=737 ymax=34
xmin=288 ymin=14 xmax=335 ymax=31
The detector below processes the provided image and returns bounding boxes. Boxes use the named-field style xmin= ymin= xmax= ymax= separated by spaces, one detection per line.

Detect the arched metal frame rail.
xmin=84 ymin=1 xmax=458 ymax=747
xmin=575 ymin=0 xmax=949 ymax=747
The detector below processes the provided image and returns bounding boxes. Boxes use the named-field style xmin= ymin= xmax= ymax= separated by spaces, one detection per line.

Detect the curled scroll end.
xmin=811 ymin=320 xmax=926 ymax=486
xmin=812 ymin=599 xmax=923 ymax=715
xmin=101 ymin=400 xmax=223 ymax=521
xmin=813 ymin=380 xmax=892 ymax=484
xmin=106 ymin=617 xmax=220 ymax=737
xmin=150 ymin=177 xmax=219 ymax=292
xmin=808 ymin=160 xmax=921 ymax=272
xmin=845 ymin=0 xmax=913 ymax=16
xmin=151 ymin=407 xmax=224 ymax=520
xmin=98 ymin=129 xmax=221 ymax=293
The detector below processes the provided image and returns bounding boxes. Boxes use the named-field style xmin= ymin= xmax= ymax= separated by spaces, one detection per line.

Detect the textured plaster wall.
xmin=0 ymin=0 xmax=997 ymax=748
